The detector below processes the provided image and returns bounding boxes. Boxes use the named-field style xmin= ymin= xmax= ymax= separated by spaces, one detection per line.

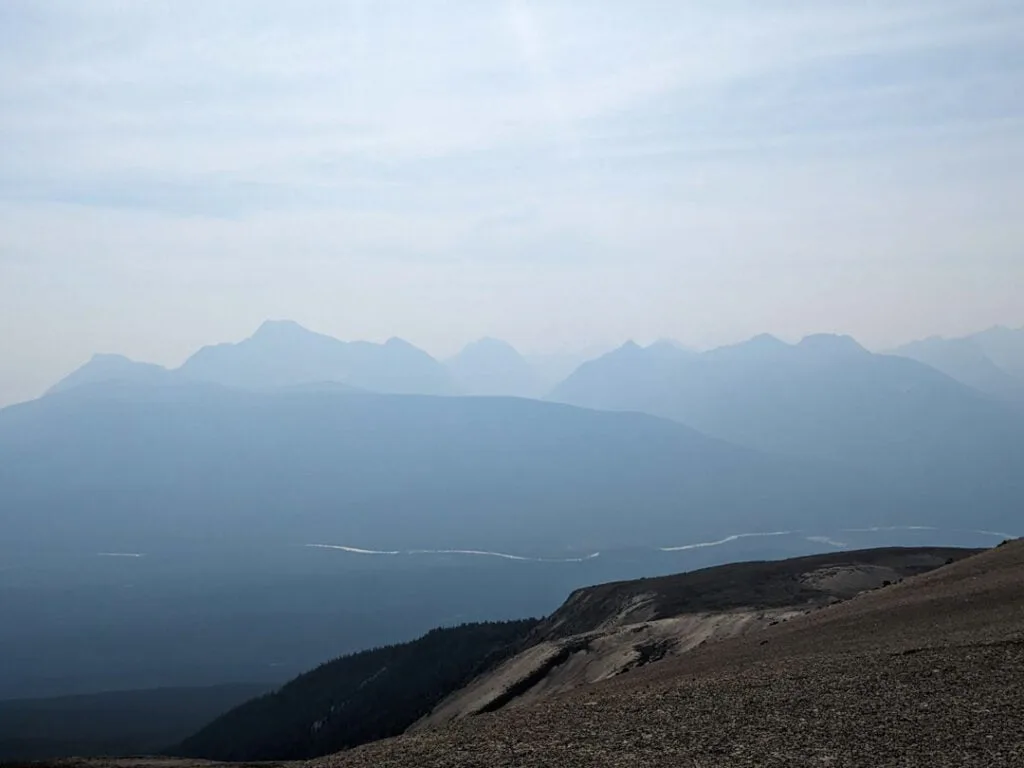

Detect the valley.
xmin=2 ymin=323 xmax=1022 ymax=765
xmin=19 ymin=540 xmax=1023 ymax=767
xmin=5 ymin=3 xmax=1024 ymax=762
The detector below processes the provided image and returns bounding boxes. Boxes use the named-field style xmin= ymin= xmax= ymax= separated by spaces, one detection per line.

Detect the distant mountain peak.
xmin=461 ymin=337 xmax=520 ymax=354
xmin=176 ymin=325 xmax=453 ymax=395
xmin=748 ymin=333 xmax=786 ymax=347
xmin=446 ymin=337 xmax=538 ymax=397
xmin=384 ymin=337 xmax=431 ymax=355
xmin=251 ymin=319 xmax=315 ymax=340
xmin=46 ymin=353 xmax=173 ymax=395
xmin=88 ymin=352 xmax=137 ymax=363
xmin=707 ymin=333 xmax=787 ymax=358
xmin=976 ymin=324 xmax=1024 ymax=340
xmin=650 ymin=337 xmax=683 ymax=347
xmin=647 ymin=339 xmax=693 ymax=355
xmin=450 ymin=338 xmax=528 ymax=366
xmin=798 ymin=333 xmax=868 ymax=355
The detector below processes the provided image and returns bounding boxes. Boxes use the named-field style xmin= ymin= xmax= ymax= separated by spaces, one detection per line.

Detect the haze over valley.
xmin=2 ymin=320 xmax=1021 ymax=711
xmin=2 ymin=1 xmax=1023 ymax=764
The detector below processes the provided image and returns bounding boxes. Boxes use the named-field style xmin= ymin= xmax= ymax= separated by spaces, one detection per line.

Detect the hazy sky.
xmin=2 ymin=1 xmax=1023 ymax=405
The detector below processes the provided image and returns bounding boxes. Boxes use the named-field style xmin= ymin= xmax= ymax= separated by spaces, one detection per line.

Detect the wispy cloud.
xmin=1 ymin=1 xmax=1022 ymax=405
xmin=4 ymin=1 xmax=1021 ymax=205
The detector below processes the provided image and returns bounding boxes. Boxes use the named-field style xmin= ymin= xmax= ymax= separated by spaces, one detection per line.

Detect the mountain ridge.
xmin=413 ymin=545 xmax=975 ymax=731
xmin=46 ymin=326 xmax=1024 ymax=408
xmin=445 ymin=337 xmax=541 ymax=398
xmin=892 ymin=325 xmax=1024 ymax=407
xmin=550 ymin=333 xmax=1024 ymax=465
xmin=46 ymin=321 xmax=457 ymax=398
xmin=173 ymin=621 xmax=536 ymax=761
xmin=2 ymin=382 xmax=856 ymax=555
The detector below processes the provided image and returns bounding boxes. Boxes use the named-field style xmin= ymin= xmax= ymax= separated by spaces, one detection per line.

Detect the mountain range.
xmin=891 ymin=326 xmax=1024 ymax=407
xmin=13 ymin=320 xmax=1024 ymax=553
xmin=48 ymin=321 xmax=1024 ymax=408
xmin=0 ymin=382 xmax=851 ymax=555
xmin=551 ymin=334 xmax=1024 ymax=530
xmin=552 ymin=332 xmax=1024 ymax=459
xmin=49 ymin=321 xmax=454 ymax=397
xmin=4 ymin=321 xmax=1024 ymax=765
xmin=46 ymin=321 xmax=602 ymax=400
xmin=445 ymin=337 xmax=543 ymax=398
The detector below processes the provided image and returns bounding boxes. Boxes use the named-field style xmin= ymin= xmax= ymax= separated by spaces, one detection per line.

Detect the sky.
xmin=1 ymin=0 xmax=1023 ymax=406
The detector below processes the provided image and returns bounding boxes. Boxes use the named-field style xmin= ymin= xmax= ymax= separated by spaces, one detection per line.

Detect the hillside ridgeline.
xmin=172 ymin=620 xmax=535 ymax=761
xmin=416 ymin=546 xmax=973 ymax=728
xmin=324 ymin=538 xmax=1024 ymax=767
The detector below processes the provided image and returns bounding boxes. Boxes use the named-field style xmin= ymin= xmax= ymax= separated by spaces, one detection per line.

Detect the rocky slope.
xmin=35 ymin=542 xmax=1023 ymax=767
xmin=415 ymin=547 xmax=971 ymax=729
xmin=324 ymin=538 xmax=1024 ymax=767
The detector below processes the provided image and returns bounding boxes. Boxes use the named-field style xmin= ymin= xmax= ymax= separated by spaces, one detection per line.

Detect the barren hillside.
xmin=326 ymin=539 xmax=1024 ymax=767
xmin=417 ymin=547 xmax=970 ymax=728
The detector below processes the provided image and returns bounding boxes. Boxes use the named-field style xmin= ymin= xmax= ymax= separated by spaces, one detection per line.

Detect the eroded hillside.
xmin=416 ymin=547 xmax=971 ymax=728
xmin=328 ymin=539 xmax=1024 ymax=767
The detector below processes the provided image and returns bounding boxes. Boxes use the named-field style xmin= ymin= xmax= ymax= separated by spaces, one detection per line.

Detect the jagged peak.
xmin=463 ymin=337 xmax=520 ymax=352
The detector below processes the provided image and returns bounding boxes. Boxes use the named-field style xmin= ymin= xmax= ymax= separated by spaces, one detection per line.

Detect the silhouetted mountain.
xmin=0 ymin=382 xmax=855 ymax=555
xmin=46 ymin=325 xmax=620 ymax=400
xmin=647 ymin=338 xmax=693 ymax=353
xmin=179 ymin=321 xmax=455 ymax=395
xmin=893 ymin=327 xmax=1024 ymax=407
xmin=446 ymin=338 xmax=541 ymax=397
xmin=551 ymin=334 xmax=1024 ymax=470
xmin=2 ymin=380 xmax=1019 ymax=556
xmin=972 ymin=325 xmax=1024 ymax=379
xmin=894 ymin=336 xmax=1024 ymax=405
xmin=526 ymin=346 xmax=610 ymax=394
xmin=48 ymin=322 xmax=455 ymax=397
xmin=174 ymin=620 xmax=536 ymax=761
xmin=47 ymin=354 xmax=176 ymax=395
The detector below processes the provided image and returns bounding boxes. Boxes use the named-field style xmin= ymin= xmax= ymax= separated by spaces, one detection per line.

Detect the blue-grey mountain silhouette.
xmin=446 ymin=338 xmax=541 ymax=397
